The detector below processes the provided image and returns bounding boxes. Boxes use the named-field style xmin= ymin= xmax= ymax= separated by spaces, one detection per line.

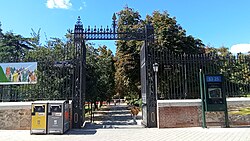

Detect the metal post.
xmin=220 ymin=71 xmax=230 ymax=128
xmin=0 ymin=86 xmax=2 ymax=102
xmin=224 ymin=104 xmax=229 ymax=127
xmin=153 ymin=63 xmax=159 ymax=101
xmin=90 ymin=102 xmax=93 ymax=123
xmin=223 ymin=86 xmax=230 ymax=128
xmin=199 ymin=69 xmax=207 ymax=128
xmin=153 ymin=63 xmax=158 ymax=128
xmin=184 ymin=63 xmax=188 ymax=98
xmin=155 ymin=72 xmax=158 ymax=101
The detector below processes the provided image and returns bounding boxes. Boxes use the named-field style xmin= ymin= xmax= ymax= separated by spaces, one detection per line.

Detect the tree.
xmin=0 ymin=31 xmax=35 ymax=62
xmin=97 ymin=45 xmax=115 ymax=105
xmin=114 ymin=8 xmax=206 ymax=100
xmin=115 ymin=7 xmax=143 ymax=99
xmin=30 ymin=28 xmax=41 ymax=46
xmin=204 ymin=46 xmax=250 ymax=96
xmin=145 ymin=11 xmax=204 ymax=53
xmin=0 ymin=22 xmax=3 ymax=39
xmin=85 ymin=44 xmax=116 ymax=109
xmin=85 ymin=44 xmax=100 ymax=108
xmin=21 ymin=30 xmax=76 ymax=100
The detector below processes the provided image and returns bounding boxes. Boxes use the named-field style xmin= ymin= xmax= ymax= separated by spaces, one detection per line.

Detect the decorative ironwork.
xmin=71 ymin=18 xmax=86 ymax=129
xmin=73 ymin=14 xmax=149 ymax=41
xmin=72 ymin=14 xmax=157 ymax=128
xmin=72 ymin=14 xmax=156 ymax=128
xmin=140 ymin=24 xmax=157 ymax=127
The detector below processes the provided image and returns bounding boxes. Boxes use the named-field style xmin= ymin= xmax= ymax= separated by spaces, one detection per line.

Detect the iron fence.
xmin=0 ymin=60 xmax=78 ymax=102
xmin=152 ymin=48 xmax=250 ymax=99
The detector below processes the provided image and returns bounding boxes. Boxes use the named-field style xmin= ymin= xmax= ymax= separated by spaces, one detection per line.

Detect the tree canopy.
xmin=1 ymin=6 xmax=248 ymax=102
xmin=114 ymin=7 xmax=206 ymax=100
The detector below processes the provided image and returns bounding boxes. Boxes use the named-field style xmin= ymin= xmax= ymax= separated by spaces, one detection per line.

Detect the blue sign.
xmin=205 ymin=75 xmax=222 ymax=83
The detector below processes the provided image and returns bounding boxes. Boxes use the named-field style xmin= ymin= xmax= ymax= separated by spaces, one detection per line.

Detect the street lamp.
xmin=153 ymin=63 xmax=159 ymax=101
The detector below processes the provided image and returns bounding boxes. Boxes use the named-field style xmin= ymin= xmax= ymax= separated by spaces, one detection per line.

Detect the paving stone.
xmin=1 ymin=103 xmax=250 ymax=141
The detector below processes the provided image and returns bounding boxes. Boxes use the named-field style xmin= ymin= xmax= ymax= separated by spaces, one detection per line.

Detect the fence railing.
xmin=0 ymin=60 xmax=79 ymax=102
xmin=152 ymin=48 xmax=250 ymax=99
xmin=1 ymin=47 xmax=249 ymax=102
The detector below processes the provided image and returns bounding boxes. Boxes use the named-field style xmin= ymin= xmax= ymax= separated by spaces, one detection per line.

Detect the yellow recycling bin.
xmin=31 ymin=101 xmax=48 ymax=134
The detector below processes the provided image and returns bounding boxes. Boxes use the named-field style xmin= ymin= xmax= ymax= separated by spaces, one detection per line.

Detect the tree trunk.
xmin=99 ymin=100 xmax=103 ymax=108
xmin=94 ymin=102 xmax=98 ymax=110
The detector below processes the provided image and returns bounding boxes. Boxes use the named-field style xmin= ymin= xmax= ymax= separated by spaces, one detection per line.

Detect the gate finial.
xmin=112 ymin=13 xmax=117 ymax=21
xmin=76 ymin=16 xmax=82 ymax=25
xmin=112 ymin=13 xmax=117 ymax=33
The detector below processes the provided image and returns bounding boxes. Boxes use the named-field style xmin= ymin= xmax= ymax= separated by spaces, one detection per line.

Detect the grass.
xmin=230 ymin=107 xmax=250 ymax=115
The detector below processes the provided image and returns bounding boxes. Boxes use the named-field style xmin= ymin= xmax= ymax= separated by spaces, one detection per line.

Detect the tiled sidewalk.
xmin=1 ymin=127 xmax=250 ymax=141
xmin=1 ymin=104 xmax=250 ymax=141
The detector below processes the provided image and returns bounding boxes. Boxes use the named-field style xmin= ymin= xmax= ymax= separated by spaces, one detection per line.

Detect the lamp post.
xmin=153 ymin=63 xmax=159 ymax=101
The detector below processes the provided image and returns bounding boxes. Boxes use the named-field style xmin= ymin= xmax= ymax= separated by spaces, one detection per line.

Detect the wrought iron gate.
xmin=73 ymin=14 xmax=157 ymax=128
xmin=140 ymin=25 xmax=157 ymax=127
xmin=71 ymin=19 xmax=86 ymax=128
xmin=0 ymin=14 xmax=158 ymax=128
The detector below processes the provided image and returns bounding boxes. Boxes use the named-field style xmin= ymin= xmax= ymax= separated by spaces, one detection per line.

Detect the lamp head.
xmin=153 ymin=63 xmax=159 ymax=72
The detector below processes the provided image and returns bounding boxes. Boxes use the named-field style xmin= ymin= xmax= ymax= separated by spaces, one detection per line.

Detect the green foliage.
xmin=0 ymin=32 xmax=35 ymax=62
xmin=86 ymin=44 xmax=116 ymax=105
xmin=145 ymin=11 xmax=204 ymax=53
xmin=0 ymin=22 xmax=3 ymax=38
xmin=204 ymin=46 xmax=250 ymax=96
xmin=30 ymin=28 xmax=41 ymax=46
xmin=115 ymin=7 xmax=205 ymax=100
xmin=115 ymin=7 xmax=143 ymax=99
xmin=2 ymin=6 xmax=249 ymax=102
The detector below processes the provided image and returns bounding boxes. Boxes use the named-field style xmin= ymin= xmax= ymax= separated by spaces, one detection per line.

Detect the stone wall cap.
xmin=0 ymin=100 xmax=71 ymax=110
xmin=157 ymin=98 xmax=250 ymax=107
xmin=227 ymin=97 xmax=250 ymax=102
xmin=0 ymin=102 xmax=33 ymax=106
xmin=157 ymin=99 xmax=201 ymax=107
xmin=0 ymin=102 xmax=33 ymax=110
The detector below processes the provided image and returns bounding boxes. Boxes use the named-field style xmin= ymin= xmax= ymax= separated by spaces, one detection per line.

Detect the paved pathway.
xmin=84 ymin=104 xmax=144 ymax=129
xmin=1 ymin=103 xmax=250 ymax=141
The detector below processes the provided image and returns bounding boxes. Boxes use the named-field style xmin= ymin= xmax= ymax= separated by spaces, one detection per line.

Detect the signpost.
xmin=199 ymin=69 xmax=229 ymax=128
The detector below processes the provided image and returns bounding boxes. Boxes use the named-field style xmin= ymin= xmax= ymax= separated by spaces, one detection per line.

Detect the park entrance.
xmin=67 ymin=14 xmax=250 ymax=128
xmin=73 ymin=14 xmax=157 ymax=128
xmin=1 ymin=14 xmax=250 ymax=129
xmin=0 ymin=14 xmax=158 ymax=128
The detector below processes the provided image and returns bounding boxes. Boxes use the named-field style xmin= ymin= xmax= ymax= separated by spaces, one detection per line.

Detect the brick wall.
xmin=157 ymin=98 xmax=250 ymax=128
xmin=158 ymin=106 xmax=199 ymax=128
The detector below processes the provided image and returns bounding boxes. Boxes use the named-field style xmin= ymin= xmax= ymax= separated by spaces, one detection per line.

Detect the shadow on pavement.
xmin=65 ymin=129 xmax=97 ymax=135
xmin=83 ymin=104 xmax=144 ymax=130
xmin=226 ymin=125 xmax=250 ymax=128
xmin=61 ymin=104 xmax=143 ymax=135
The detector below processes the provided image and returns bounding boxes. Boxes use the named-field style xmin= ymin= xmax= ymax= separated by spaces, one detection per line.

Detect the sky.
xmin=1 ymin=0 xmax=250 ymax=54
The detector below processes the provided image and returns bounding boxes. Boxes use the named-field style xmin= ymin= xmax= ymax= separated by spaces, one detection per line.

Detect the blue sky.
xmin=1 ymin=0 xmax=250 ymax=54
